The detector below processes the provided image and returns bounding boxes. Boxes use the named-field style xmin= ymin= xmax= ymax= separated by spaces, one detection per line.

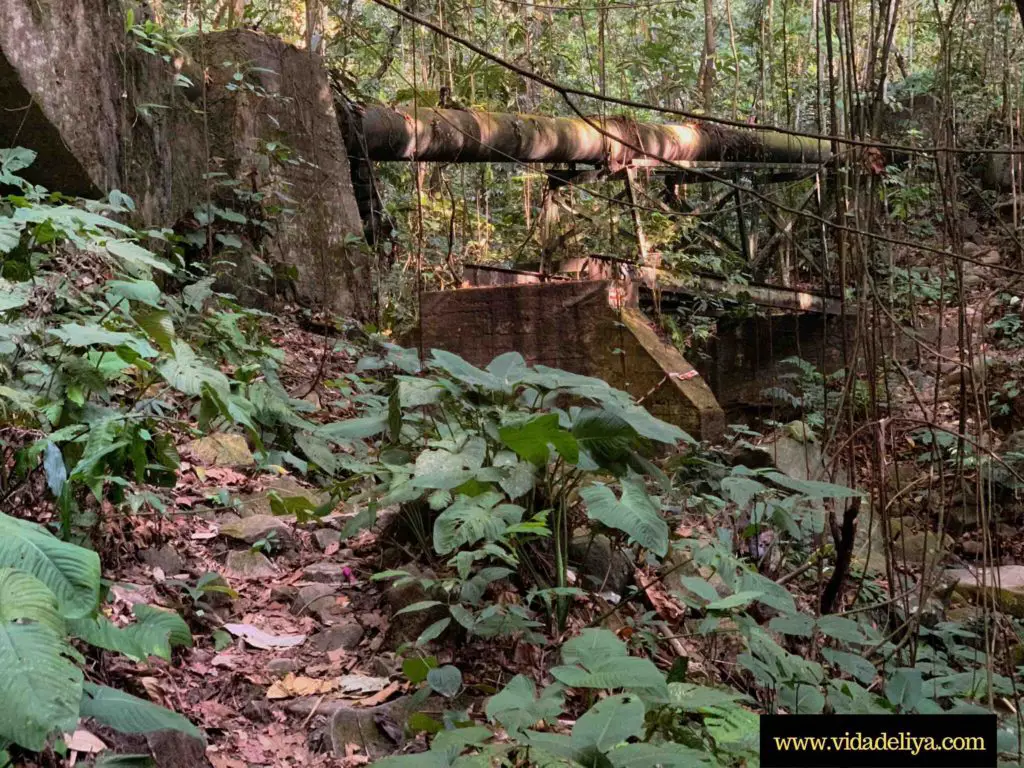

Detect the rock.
xmin=266 ymin=658 xmax=301 ymax=676
xmin=314 ymin=529 xmax=341 ymax=551
xmin=946 ymin=565 xmax=1024 ymax=618
xmin=186 ymin=433 xmax=254 ymax=467
xmin=270 ymin=585 xmax=298 ymax=604
xmin=196 ymin=573 xmax=235 ymax=610
xmin=238 ymin=475 xmax=331 ymax=518
xmin=328 ymin=697 xmax=414 ymax=760
xmin=225 ymin=550 xmax=278 ymax=579
xmin=219 ymin=515 xmax=294 ymax=549
xmin=302 ymin=562 xmax=348 ymax=584
xmin=568 ymin=535 xmax=634 ymax=595
xmin=310 ymin=623 xmax=364 ymax=652
xmin=145 ymin=729 xmax=210 ymax=768
xmin=960 ymin=540 xmax=985 ymax=559
xmin=383 ymin=566 xmax=448 ymax=650
xmin=140 ymin=545 xmax=184 ymax=575
xmin=854 ymin=517 xmax=951 ymax=574
xmin=292 ymin=584 xmax=347 ymax=624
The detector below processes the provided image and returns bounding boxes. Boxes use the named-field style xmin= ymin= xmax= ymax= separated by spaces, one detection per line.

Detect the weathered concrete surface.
xmin=0 ymin=3 xmax=370 ymax=317
xmin=0 ymin=0 xmax=123 ymax=195
xmin=417 ymin=280 xmax=725 ymax=441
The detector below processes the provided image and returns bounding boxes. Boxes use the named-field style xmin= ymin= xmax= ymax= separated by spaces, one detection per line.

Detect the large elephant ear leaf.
xmin=579 ymin=478 xmax=669 ymax=557
xmin=0 ymin=512 xmax=101 ymax=619
xmin=0 ymin=620 xmax=83 ymax=751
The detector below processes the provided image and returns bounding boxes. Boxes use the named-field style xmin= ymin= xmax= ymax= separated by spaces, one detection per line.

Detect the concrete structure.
xmin=416 ymin=280 xmax=725 ymax=441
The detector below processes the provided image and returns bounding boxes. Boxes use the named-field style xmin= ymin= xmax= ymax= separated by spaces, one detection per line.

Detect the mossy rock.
xmin=945 ymin=565 xmax=1024 ymax=619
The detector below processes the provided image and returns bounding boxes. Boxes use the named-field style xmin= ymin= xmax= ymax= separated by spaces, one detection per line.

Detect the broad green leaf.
xmin=0 ymin=279 xmax=31 ymax=311
xmin=0 ymin=568 xmax=63 ymax=635
xmin=430 ymin=349 xmax=500 ymax=390
xmin=159 ymin=341 xmax=230 ymax=398
xmin=426 ymin=665 xmax=462 ymax=697
xmin=71 ymin=604 xmax=193 ymax=662
xmin=677 ymin=576 xmax=720 ymax=604
xmin=0 ymin=512 xmax=100 ymax=619
xmin=707 ymin=591 xmax=763 ymax=611
xmin=579 ymin=478 xmax=668 ymax=556
xmin=499 ymin=460 xmax=535 ymax=499
xmin=133 ymin=309 xmax=175 ymax=353
xmin=885 ymin=667 xmax=923 ymax=711
xmin=486 ymin=675 xmax=564 ymax=736
xmin=571 ymin=408 xmax=637 ymax=471
xmin=816 ymin=615 xmax=870 ymax=644
xmin=49 ymin=323 xmax=134 ymax=348
xmin=608 ymin=742 xmax=715 ymax=767
xmin=105 ymin=279 xmax=162 ymax=308
xmin=667 ymin=683 xmax=750 ymax=712
xmin=561 ymin=628 xmax=627 ymax=668
xmin=80 ymin=683 xmax=202 ymax=741
xmin=0 ymin=622 xmax=82 ymax=751
xmin=769 ymin=613 xmax=814 ymax=637
xmin=551 ymin=656 xmax=668 ymax=693
xmin=105 ymin=239 xmax=173 ymax=275
xmin=318 ymin=415 xmax=388 ymax=442
xmin=571 ymin=693 xmax=645 ymax=752
xmin=764 ymin=471 xmax=863 ymax=499
xmin=821 ymin=648 xmax=877 ymax=685
xmin=433 ymin=493 xmax=523 ymax=555
xmin=605 ymin=402 xmax=693 ymax=445
xmin=499 ymin=413 xmax=579 ymax=466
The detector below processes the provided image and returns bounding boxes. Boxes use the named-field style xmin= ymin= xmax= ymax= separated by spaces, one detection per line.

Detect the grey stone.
xmin=328 ymin=697 xmax=414 ymax=760
xmin=239 ymin=475 xmax=330 ymax=518
xmin=141 ymin=545 xmax=184 ymax=575
xmin=267 ymin=658 xmax=301 ymax=676
xmin=292 ymin=584 xmax=338 ymax=618
xmin=225 ymin=550 xmax=277 ymax=579
xmin=302 ymin=562 xmax=348 ymax=584
xmin=383 ymin=566 xmax=448 ymax=650
xmin=568 ymin=535 xmax=634 ymax=594
xmin=946 ymin=565 xmax=1024 ymax=618
xmin=219 ymin=515 xmax=295 ymax=549
xmin=314 ymin=528 xmax=341 ymax=551
xmin=310 ymin=623 xmax=364 ymax=652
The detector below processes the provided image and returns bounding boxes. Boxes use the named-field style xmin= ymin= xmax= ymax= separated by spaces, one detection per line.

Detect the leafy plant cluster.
xmin=334 ymin=344 xmax=691 ymax=638
xmin=0 ymin=510 xmax=199 ymax=760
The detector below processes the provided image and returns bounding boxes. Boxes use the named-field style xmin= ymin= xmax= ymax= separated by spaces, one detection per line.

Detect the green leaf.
xmin=667 ymin=682 xmax=749 ymax=712
xmin=769 ymin=613 xmax=815 ymax=637
xmin=105 ymin=239 xmax=173 ymax=275
xmin=49 ymin=323 xmax=134 ymax=348
xmin=0 ymin=512 xmax=101 ymax=619
xmin=561 ymin=628 xmax=628 ymax=667
xmin=821 ymin=648 xmax=877 ymax=685
xmin=605 ymin=402 xmax=693 ymax=445
xmin=318 ymin=415 xmax=389 ymax=442
xmin=402 ymin=656 xmax=438 ymax=683
xmin=80 ymin=683 xmax=203 ymax=742
xmin=763 ymin=471 xmax=863 ymax=499
xmin=0 ymin=622 xmax=82 ymax=751
xmin=571 ymin=693 xmax=645 ymax=752
xmin=430 ymin=349 xmax=500 ymax=390
xmin=159 ymin=341 xmax=230 ymax=398
xmin=579 ymin=478 xmax=668 ymax=556
xmin=133 ymin=309 xmax=175 ymax=353
xmin=551 ymin=656 xmax=668 ymax=694
xmin=426 ymin=665 xmax=462 ymax=697
xmin=608 ymin=742 xmax=715 ymax=767
xmin=416 ymin=618 xmax=452 ymax=646
xmin=433 ymin=493 xmax=523 ymax=555
xmin=0 ymin=568 xmax=64 ymax=634
xmin=0 ymin=279 xmax=31 ymax=310
xmin=707 ymin=591 xmax=763 ymax=612
xmin=816 ymin=615 xmax=870 ymax=644
xmin=572 ymin=408 xmax=638 ymax=471
xmin=105 ymin=279 xmax=162 ymax=308
xmin=499 ymin=413 xmax=579 ymax=466
xmin=677 ymin=576 xmax=720 ymax=604
xmin=486 ymin=675 xmax=564 ymax=736
xmin=70 ymin=604 xmax=192 ymax=662
xmin=885 ymin=667 xmax=923 ymax=712
xmin=393 ymin=600 xmax=444 ymax=617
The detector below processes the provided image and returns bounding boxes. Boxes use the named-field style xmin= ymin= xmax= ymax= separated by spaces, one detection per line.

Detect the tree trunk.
xmin=346 ymin=106 xmax=831 ymax=167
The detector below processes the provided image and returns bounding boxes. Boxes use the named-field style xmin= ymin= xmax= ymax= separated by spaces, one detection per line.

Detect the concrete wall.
xmin=418 ymin=280 xmax=725 ymax=441
xmin=0 ymin=3 xmax=370 ymax=318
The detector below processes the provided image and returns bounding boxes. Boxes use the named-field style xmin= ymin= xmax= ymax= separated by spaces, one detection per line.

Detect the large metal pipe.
xmin=345 ymin=105 xmax=831 ymax=168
